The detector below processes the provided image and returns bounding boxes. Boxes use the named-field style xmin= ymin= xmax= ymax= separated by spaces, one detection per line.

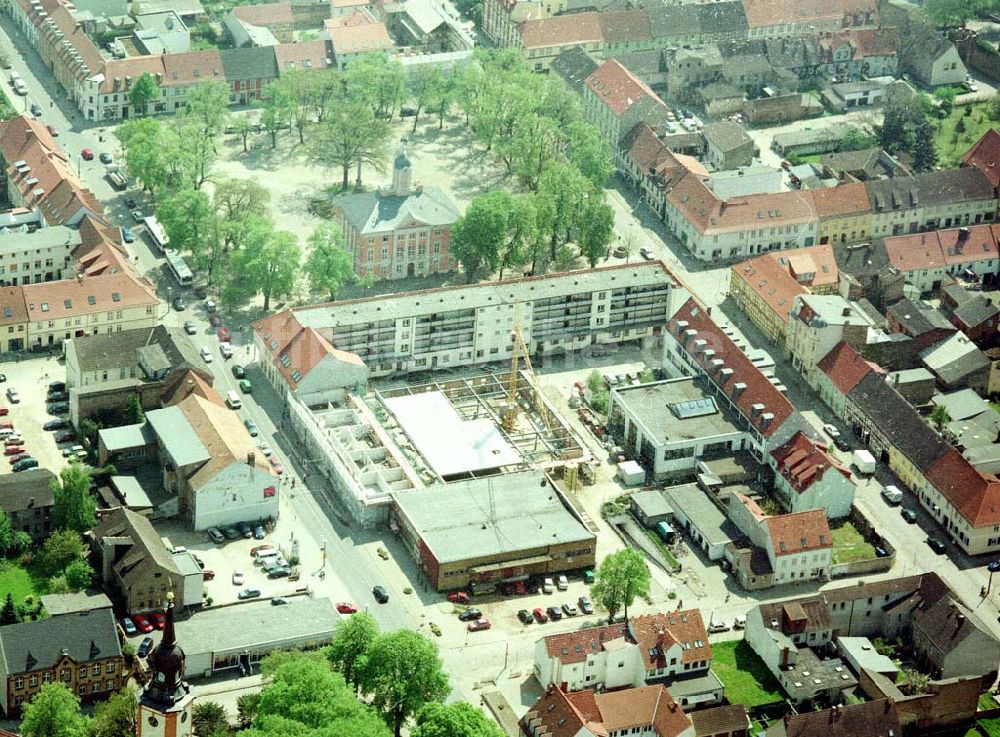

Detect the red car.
xmin=46 ymin=124 xmax=58 ymax=137
xmin=203 ymin=569 xmax=215 ymax=581
xmin=4 ymin=445 xmax=23 ymax=456
xmin=132 ymin=614 xmax=153 ymax=633
xmin=9 ymin=453 xmax=29 ymax=464
xmin=251 ymin=544 xmax=275 ymax=556
xmin=0 ymin=420 xmax=13 ymax=429
xmin=55 ymin=431 xmax=76 ymax=443
xmin=467 ymin=618 xmax=492 ymax=632
xmin=151 ymin=612 xmax=165 ymax=630
xmin=447 ymin=592 xmax=470 ymax=605
xmin=81 ymin=148 xmax=94 ymax=161
xmin=217 ymin=327 xmax=231 ymax=342
xmin=270 ymin=458 xmax=284 ymax=475
xmin=336 ymin=602 xmax=358 ymax=614
xmin=533 ymin=607 xmax=548 ymax=623
xmin=0 ymin=407 xmax=9 ymax=416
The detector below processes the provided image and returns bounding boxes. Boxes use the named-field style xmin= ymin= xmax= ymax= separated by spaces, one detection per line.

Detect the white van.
xmin=226 ymin=390 xmax=242 ymax=410
xmin=881 ymin=485 xmax=903 ymax=505
xmin=254 ymin=549 xmax=280 ymax=566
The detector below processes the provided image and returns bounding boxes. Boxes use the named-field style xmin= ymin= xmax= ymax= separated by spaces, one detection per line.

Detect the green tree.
xmin=840 ymin=126 xmax=876 ymax=152
xmin=51 ymin=464 xmax=96 ymax=534
xmin=408 ymin=68 xmax=444 ymax=132
xmin=0 ymin=592 xmax=18 ymax=625
xmin=257 ymin=81 xmax=294 ymax=149
xmin=912 ymin=119 xmax=938 ymax=172
xmin=346 ymin=54 xmax=406 ymax=120
xmin=115 ymin=118 xmax=167 ymax=193
xmin=183 ymin=80 xmax=231 ymax=141
xmin=326 ymin=611 xmax=378 ymax=688
xmin=930 ymin=403 xmax=952 ymax=432
xmin=310 ymin=70 xmax=345 ymax=124
xmin=64 ymin=559 xmax=94 ymax=591
xmin=411 ymin=702 xmax=505 ymax=737
xmin=503 ymin=113 xmax=566 ymax=190
xmin=192 ymin=702 xmax=228 ymax=737
xmin=277 ymin=69 xmax=317 ymax=144
xmin=128 ymin=72 xmax=159 ymax=116
xmin=20 ymin=683 xmax=89 ymax=737
xmin=156 ymin=189 xmax=218 ymax=277
xmin=0 ymin=508 xmax=12 ymax=553
xmin=38 ymin=530 xmax=86 ymax=578
xmin=232 ymin=116 xmax=253 ymax=153
xmin=89 ymin=689 xmax=136 ymax=737
xmin=565 ymin=121 xmax=613 ymax=189
xmin=352 ymin=115 xmax=390 ymax=188
xmin=592 ymin=548 xmax=651 ymax=623
xmin=536 ymin=162 xmax=592 ymax=259
xmin=304 ymin=223 xmax=354 ymax=300
xmin=214 ymin=178 xmax=271 ymax=253
xmin=924 ymin=0 xmax=987 ymax=27
xmin=9 ymin=530 xmax=31 ymax=556
xmin=311 ymin=102 xmax=376 ymax=191
xmin=228 ymin=218 xmax=301 ymax=310
xmin=577 ymin=197 xmax=614 ymax=268
xmin=250 ymin=654 xmax=389 ymax=737
xmin=123 ymin=393 xmax=144 ymax=425
xmin=450 ymin=191 xmax=510 ymax=281
xmin=236 ymin=693 xmax=260 ymax=729
xmin=428 ymin=74 xmax=456 ymax=129
xmin=358 ymin=630 xmax=450 ymax=737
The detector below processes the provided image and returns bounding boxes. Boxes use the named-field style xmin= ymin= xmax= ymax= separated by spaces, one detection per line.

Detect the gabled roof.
xmin=0 ymin=607 xmax=122 ymax=676
xmin=22 ymin=270 xmax=160 ymax=323
xmin=177 ymin=393 xmax=272 ymax=489
xmin=741 ymin=0 xmax=876 ymax=29
xmin=816 ymin=341 xmax=882 ymax=394
xmin=550 ymin=47 xmax=600 ymax=95
xmin=810 ymin=181 xmax=871 ymax=218
xmin=523 ymin=685 xmax=692 ymax=737
xmin=912 ymin=592 xmax=994 ymax=658
xmin=763 ymin=509 xmax=830 ymax=557
xmin=584 ymin=58 xmax=663 ymax=117
xmin=219 ymin=46 xmax=279 ymax=82
xmin=668 ymin=297 xmax=795 ymax=437
xmin=954 ymin=294 xmax=999 ymax=330
xmin=963 ymin=128 xmax=1000 ymax=188
xmin=93 ymin=507 xmax=182 ymax=590
xmin=772 ymin=431 xmax=849 ymax=493
xmin=274 ymin=40 xmax=333 ymax=73
xmin=253 ymin=312 xmax=364 ymax=390
xmin=232 ymin=1 xmax=293 ymax=25
xmin=887 ymin=298 xmax=955 ymax=337
xmin=729 ymin=255 xmax=806 ymax=326
xmin=0 ymin=468 xmax=55 ymax=515
xmin=519 ymin=11 xmax=603 ymax=49
xmin=927 ymin=446 xmax=1000 ymax=526
xmin=885 ymin=225 xmax=1000 ymax=274
xmin=597 ymin=9 xmax=650 ymax=44
xmin=327 ymin=18 xmax=394 ymax=54
xmin=703 ymin=120 xmax=752 ymax=153
xmin=772 ymin=700 xmax=901 ymax=737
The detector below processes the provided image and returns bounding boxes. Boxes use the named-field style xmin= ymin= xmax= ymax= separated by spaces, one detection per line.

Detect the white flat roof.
xmin=382 ymin=391 xmax=521 ymax=477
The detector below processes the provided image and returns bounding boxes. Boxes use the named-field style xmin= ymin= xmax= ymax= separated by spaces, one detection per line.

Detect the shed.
xmin=618 ymin=460 xmax=646 ymax=487
xmin=629 ymin=489 xmax=673 ymax=526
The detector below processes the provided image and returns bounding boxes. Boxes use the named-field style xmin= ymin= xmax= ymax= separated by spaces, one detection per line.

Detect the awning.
xmin=469 ymin=554 xmax=552 ymax=574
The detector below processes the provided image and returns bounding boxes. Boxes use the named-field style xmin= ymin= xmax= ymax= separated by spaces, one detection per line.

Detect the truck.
xmin=881 ymin=485 xmax=903 ymax=505
xmin=853 ymin=449 xmax=876 ymax=475
xmin=105 ymin=165 xmax=127 ymax=191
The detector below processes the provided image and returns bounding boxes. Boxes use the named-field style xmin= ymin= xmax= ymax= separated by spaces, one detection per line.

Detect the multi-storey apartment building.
xmin=254 ymin=261 xmax=675 ymax=382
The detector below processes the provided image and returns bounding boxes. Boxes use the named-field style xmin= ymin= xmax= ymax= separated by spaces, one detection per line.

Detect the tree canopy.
xmin=51 ymin=463 xmax=96 ymax=533
xmin=592 ymin=548 xmax=651 ymax=623
xmin=411 ymin=702 xmax=505 ymax=737
xmin=20 ymin=683 xmax=89 ymax=737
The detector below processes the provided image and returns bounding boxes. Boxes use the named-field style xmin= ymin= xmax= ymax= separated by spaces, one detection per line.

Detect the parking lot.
xmin=0 ymin=355 xmax=74 ymax=476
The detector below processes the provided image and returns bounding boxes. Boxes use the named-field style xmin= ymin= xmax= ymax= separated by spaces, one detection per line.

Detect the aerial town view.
xmin=4 ymin=0 xmax=1000 ymax=734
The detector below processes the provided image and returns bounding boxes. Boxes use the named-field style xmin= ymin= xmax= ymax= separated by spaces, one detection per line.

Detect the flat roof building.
xmin=390 ymin=470 xmax=596 ymax=591
xmin=663 ymin=483 xmax=738 ymax=561
xmin=175 ymin=597 xmax=337 ymax=678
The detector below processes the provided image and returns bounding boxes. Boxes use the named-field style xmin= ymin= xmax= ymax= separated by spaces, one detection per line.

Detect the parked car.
xmin=578 ymin=596 xmax=594 ymax=614
xmin=200 ymin=346 xmax=213 ymax=363
xmin=251 ymin=544 xmax=275 ymax=557
xmin=532 ymin=607 xmax=548 ymax=623
xmin=237 ymin=521 xmax=253 ymax=538
xmin=43 ymin=419 xmax=67 ymax=431
xmin=542 ymin=577 xmax=554 ymax=594
xmin=46 ymin=124 xmax=58 ymax=137
xmin=556 ymin=574 xmax=569 ymax=590
xmin=9 ymin=452 xmax=30 ymax=464
xmin=121 ymin=227 xmax=134 ymax=243
xmin=12 ymin=458 xmax=37 ymax=471
xmin=137 ymin=636 xmax=154 ymax=658
xmin=217 ymin=327 xmax=231 ymax=342
xmin=373 ymin=585 xmax=389 ymax=603
xmin=132 ymin=615 xmax=153 ymax=633
xmin=733 ymin=614 xmax=747 ymax=629
xmin=258 ymin=443 xmax=273 ymax=457
xmin=546 ymin=606 xmax=563 ymax=621
xmin=205 ymin=299 xmax=217 ymax=312
xmin=253 ymin=525 xmax=265 ymax=540
xmin=517 ymin=609 xmax=533 ymax=624
xmin=130 ymin=209 xmax=144 ymax=223
xmin=54 ymin=431 xmax=76 ymax=443
xmin=561 ymin=602 xmax=578 ymax=616
xmin=239 ymin=379 xmax=252 ymax=394
xmin=639 ymin=247 xmax=653 ymax=260
xmin=238 ymin=588 xmax=262 ymax=599
xmin=219 ymin=342 xmax=233 ymax=360
xmin=232 ymin=569 xmax=245 ymax=585
xmin=209 ymin=313 xmax=222 ymax=327
xmin=823 ymin=423 xmax=841 ymax=439
xmin=901 ymin=508 xmax=918 ymax=524
xmin=926 ymin=536 xmax=947 ymax=554
xmin=81 ymin=148 xmax=94 ymax=161
xmin=207 ymin=527 xmax=225 ymax=544
xmin=448 ymin=591 xmax=470 ymax=605
xmin=5 ymin=387 xmax=19 ymax=403
xmin=271 ymin=597 xmax=291 ymax=606
xmin=467 ymin=618 xmax=491 ymax=632
xmin=99 ymin=152 xmax=113 ymax=164
xmin=834 ymin=437 xmax=851 ymax=452
xmin=244 ymin=418 xmax=259 ymax=437
xmin=29 ymin=102 xmax=42 ymax=116
xmin=47 ymin=402 xmax=69 ymax=415
xmin=202 ymin=569 xmax=215 ymax=580
xmin=336 ymin=602 xmax=358 ymax=614
xmin=269 ymin=457 xmax=283 ymax=475
xmin=47 ymin=391 xmax=67 ymax=402
xmin=5 ymin=435 xmax=23 ymax=446
xmin=4 ymin=445 xmax=23 ymax=456
xmin=223 ymin=526 xmax=239 ymax=540
xmin=121 ymin=617 xmax=137 ymax=636
xmin=172 ymin=297 xmax=186 ymax=311
xmin=232 ymin=364 xmax=246 ymax=379
xmin=151 ymin=612 xmax=165 ymax=630
xmin=184 ymin=321 xmax=197 ymax=335
xmin=457 ymin=608 xmax=482 ymax=622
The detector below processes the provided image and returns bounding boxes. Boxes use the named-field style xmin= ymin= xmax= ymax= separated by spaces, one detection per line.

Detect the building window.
xmin=14 ymin=676 xmax=22 ymax=689
xmin=92 ymin=665 xmax=100 ymax=676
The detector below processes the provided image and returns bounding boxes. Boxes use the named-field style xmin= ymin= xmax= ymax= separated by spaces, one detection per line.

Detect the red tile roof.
xmin=885 ymin=225 xmax=999 ymax=273
xmin=524 ymin=686 xmax=693 ymax=737
xmin=597 ymin=10 xmax=651 ymax=44
xmin=772 ymin=431 xmax=850 ymax=493
xmin=274 ymin=40 xmax=332 ymax=73
xmin=253 ymin=311 xmax=363 ymax=389
xmin=963 ymin=129 xmax=1000 ymax=189
xmin=810 ymin=181 xmax=871 ymax=218
xmin=730 ymin=255 xmax=806 ymax=326
xmin=742 ymin=0 xmax=876 ymax=29
xmin=327 ymin=19 xmax=394 ymax=54
xmin=233 ymin=1 xmax=293 ymax=25
xmin=584 ymin=59 xmax=664 ymax=117
xmin=927 ymin=448 xmax=1000 ymax=528
xmin=816 ymin=341 xmax=882 ymax=394
xmin=763 ymin=509 xmax=831 ymax=557
xmin=668 ymin=297 xmax=795 ymax=437
xmin=519 ymin=12 xmax=603 ymax=50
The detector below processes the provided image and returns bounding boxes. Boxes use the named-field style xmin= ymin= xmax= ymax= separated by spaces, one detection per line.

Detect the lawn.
xmin=830 ymin=519 xmax=876 ymax=564
xmin=935 ymin=102 xmax=994 ymax=168
xmin=979 ymin=692 xmax=998 ymax=712
xmin=979 ymin=718 xmax=1000 ymax=737
xmin=641 ymin=527 xmax=680 ymax=571
xmin=0 ymin=561 xmax=42 ymax=606
xmin=711 ymin=640 xmax=784 ymax=708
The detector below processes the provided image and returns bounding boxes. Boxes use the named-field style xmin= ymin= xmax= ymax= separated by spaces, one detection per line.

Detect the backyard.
xmin=0 ymin=560 xmax=43 ymax=607
xmin=830 ymin=518 xmax=877 ymax=564
xmin=935 ymin=102 xmax=994 ymax=168
xmin=711 ymin=640 xmax=784 ymax=708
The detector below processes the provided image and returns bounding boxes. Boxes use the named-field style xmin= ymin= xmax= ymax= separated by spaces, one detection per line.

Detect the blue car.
xmin=121 ymin=227 xmax=134 ymax=243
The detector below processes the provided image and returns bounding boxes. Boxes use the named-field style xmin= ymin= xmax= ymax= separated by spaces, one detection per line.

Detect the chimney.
xmin=733 ymin=381 xmax=747 ymax=399
xmin=674 ymin=320 xmax=689 ymax=336
xmin=185 ymin=379 xmax=194 ymax=396
xmin=683 ymin=328 xmax=698 ymax=344
xmin=761 ymin=411 xmax=774 ymax=427
xmin=842 ymin=307 xmax=851 ymax=317
xmin=28 ymin=497 xmax=34 ymax=508
xmin=719 ymin=367 xmax=733 ymax=383
xmin=693 ymin=339 xmax=707 ymax=354
xmin=751 ymin=402 xmax=765 ymax=417
xmin=76 ymin=274 xmax=82 ymax=284
xmin=958 ymin=226 xmax=970 ymax=242
xmin=703 ymin=348 xmax=716 ymax=360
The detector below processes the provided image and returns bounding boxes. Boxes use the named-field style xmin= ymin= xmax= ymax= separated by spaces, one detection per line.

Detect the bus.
xmin=164 ymin=249 xmax=193 ymax=286
xmin=143 ymin=215 xmax=169 ymax=253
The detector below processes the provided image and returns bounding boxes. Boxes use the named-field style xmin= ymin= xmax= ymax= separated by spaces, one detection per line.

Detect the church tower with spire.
xmin=137 ymin=593 xmax=195 ymax=737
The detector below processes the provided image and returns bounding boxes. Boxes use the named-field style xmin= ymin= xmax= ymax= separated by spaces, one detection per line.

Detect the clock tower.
xmin=137 ymin=594 xmax=194 ymax=737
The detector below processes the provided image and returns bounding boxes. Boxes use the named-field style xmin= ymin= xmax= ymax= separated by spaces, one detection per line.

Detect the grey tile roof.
xmin=920 ymin=334 xmax=990 ymax=385
xmin=847 ymin=371 xmax=949 ymax=472
xmin=93 ymin=507 xmax=181 ymax=591
xmin=887 ymin=298 xmax=954 ymax=336
xmin=866 ymin=167 xmax=994 ymax=212
xmin=646 ymin=3 xmax=699 ymax=39
xmin=703 ymin=121 xmax=752 ymax=153
xmin=332 ymin=186 xmax=461 ymax=236
xmin=146 ymin=406 xmax=210 ymax=468
xmin=695 ymin=0 xmax=747 ymax=34
xmin=219 ymin=46 xmax=279 ymax=82
xmin=550 ymin=47 xmax=600 ymax=96
xmin=954 ymin=294 xmax=999 ymax=329
xmin=69 ymin=325 xmax=206 ymax=377
xmin=0 ymin=608 xmax=121 ymax=675
xmin=0 ymin=468 xmax=55 ymax=514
